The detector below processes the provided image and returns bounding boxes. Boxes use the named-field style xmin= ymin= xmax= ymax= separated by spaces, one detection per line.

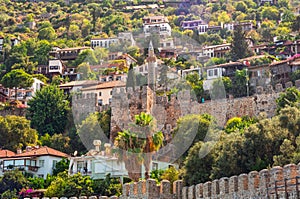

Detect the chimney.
xmin=26 ymin=146 xmax=32 ymax=152
xmin=104 ymin=143 xmax=112 ymax=157
xmin=17 ymin=148 xmax=22 ymax=154
xmin=93 ymin=140 xmax=101 ymax=152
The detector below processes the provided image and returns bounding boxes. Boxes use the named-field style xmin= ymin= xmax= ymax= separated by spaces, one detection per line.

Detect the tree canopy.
xmin=27 ymin=85 xmax=70 ymax=135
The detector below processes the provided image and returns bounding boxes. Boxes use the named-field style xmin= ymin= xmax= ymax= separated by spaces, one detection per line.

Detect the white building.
xmin=143 ymin=16 xmax=171 ymax=37
xmin=118 ymin=32 xmax=136 ymax=46
xmin=80 ymin=81 xmax=125 ymax=106
xmin=68 ymin=140 xmax=178 ymax=181
xmin=49 ymin=59 xmax=64 ymax=74
xmin=143 ymin=22 xmax=172 ymax=37
xmin=0 ymin=147 xmax=68 ymax=179
xmin=202 ymin=43 xmax=231 ymax=58
xmin=91 ymin=38 xmax=119 ymax=49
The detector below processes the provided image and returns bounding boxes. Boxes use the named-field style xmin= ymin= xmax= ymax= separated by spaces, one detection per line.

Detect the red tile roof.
xmin=0 ymin=150 xmax=16 ymax=158
xmin=14 ymin=146 xmax=68 ymax=158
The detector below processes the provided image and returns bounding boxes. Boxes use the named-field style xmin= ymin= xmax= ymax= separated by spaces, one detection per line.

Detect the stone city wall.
xmin=111 ymin=81 xmax=299 ymax=131
xmin=182 ymin=163 xmax=300 ymax=199
xmin=33 ymin=163 xmax=300 ymax=199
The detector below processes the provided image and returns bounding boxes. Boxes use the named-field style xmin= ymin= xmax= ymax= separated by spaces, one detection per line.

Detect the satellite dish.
xmin=73 ymin=151 xmax=78 ymax=156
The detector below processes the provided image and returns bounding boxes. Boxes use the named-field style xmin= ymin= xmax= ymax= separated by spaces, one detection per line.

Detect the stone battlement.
xmin=182 ymin=163 xmax=300 ymax=199
xmin=35 ymin=163 xmax=300 ymax=199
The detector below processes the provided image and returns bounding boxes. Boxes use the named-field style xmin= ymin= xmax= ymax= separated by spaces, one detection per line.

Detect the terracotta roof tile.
xmin=14 ymin=146 xmax=68 ymax=158
xmin=0 ymin=150 xmax=16 ymax=158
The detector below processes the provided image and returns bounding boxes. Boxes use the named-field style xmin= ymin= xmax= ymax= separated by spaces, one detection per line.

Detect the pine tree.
xmin=126 ymin=64 xmax=136 ymax=91
xmin=230 ymin=25 xmax=251 ymax=61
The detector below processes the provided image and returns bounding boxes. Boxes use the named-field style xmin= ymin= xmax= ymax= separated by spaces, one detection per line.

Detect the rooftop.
xmin=81 ymin=81 xmax=125 ymax=91
xmin=15 ymin=146 xmax=68 ymax=158
xmin=0 ymin=149 xmax=16 ymax=158
xmin=59 ymin=80 xmax=99 ymax=88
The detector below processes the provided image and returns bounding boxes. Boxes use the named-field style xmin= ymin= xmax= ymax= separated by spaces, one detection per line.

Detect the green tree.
xmin=33 ymin=40 xmax=52 ymax=65
xmin=27 ymin=85 xmax=70 ymax=135
xmin=181 ymin=141 xmax=216 ymax=186
xmin=0 ymin=115 xmax=38 ymax=151
xmin=235 ymin=1 xmax=248 ymax=13
xmin=0 ymin=170 xmax=27 ymax=194
xmin=230 ymin=25 xmax=252 ymax=61
xmin=292 ymin=15 xmax=300 ymax=32
xmin=261 ymin=6 xmax=280 ymax=21
xmin=92 ymin=174 xmax=122 ymax=197
xmin=38 ymin=26 xmax=57 ymax=41
xmin=1 ymin=69 xmax=33 ymax=100
xmin=114 ymin=112 xmax=164 ymax=181
xmin=40 ymin=133 xmax=71 ymax=153
xmin=276 ymin=87 xmax=300 ymax=113
xmin=45 ymin=172 xmax=93 ymax=197
xmin=73 ymin=49 xmax=98 ymax=66
xmin=77 ymin=62 xmax=96 ymax=80
xmin=52 ymin=158 xmax=70 ymax=176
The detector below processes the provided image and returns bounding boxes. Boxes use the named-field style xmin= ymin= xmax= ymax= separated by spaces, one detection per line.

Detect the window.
xmin=208 ymin=70 xmax=214 ymax=77
xmin=39 ymin=160 xmax=45 ymax=168
xmin=152 ymin=162 xmax=158 ymax=170
xmin=99 ymin=92 xmax=102 ymax=96
xmin=52 ymin=160 xmax=58 ymax=169
xmin=214 ymin=69 xmax=218 ymax=76
xmin=110 ymin=90 xmax=113 ymax=95
xmin=77 ymin=161 xmax=84 ymax=173
xmin=38 ymin=174 xmax=44 ymax=178
xmin=98 ymin=99 xmax=103 ymax=106
xmin=109 ymin=98 xmax=112 ymax=104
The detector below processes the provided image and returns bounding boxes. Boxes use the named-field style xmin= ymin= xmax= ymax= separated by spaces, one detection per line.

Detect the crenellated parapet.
xmin=183 ymin=163 xmax=300 ymax=199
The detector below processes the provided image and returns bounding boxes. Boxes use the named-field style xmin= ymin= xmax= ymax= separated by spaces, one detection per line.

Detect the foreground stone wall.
xmin=182 ymin=163 xmax=300 ymax=199
xmin=37 ymin=163 xmax=300 ymax=199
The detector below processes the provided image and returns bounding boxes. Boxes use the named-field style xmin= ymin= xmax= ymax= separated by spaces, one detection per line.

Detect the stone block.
xmin=219 ymin=177 xmax=229 ymax=196
xmin=160 ymin=180 xmax=172 ymax=199
xmin=79 ymin=196 xmax=87 ymax=199
xmin=88 ymin=196 xmax=97 ymax=199
xmin=173 ymin=180 xmax=183 ymax=199
xmin=137 ymin=180 xmax=146 ymax=198
xmin=295 ymin=79 xmax=300 ymax=88
xmin=248 ymin=171 xmax=259 ymax=197
xmin=259 ymin=169 xmax=269 ymax=197
xmin=99 ymin=197 xmax=108 ymax=199
xmin=256 ymin=86 xmax=263 ymax=95
xmin=211 ymin=179 xmax=220 ymax=196
xmin=195 ymin=183 xmax=203 ymax=198
xmin=188 ymin=185 xmax=195 ymax=199
xmin=122 ymin=183 xmax=130 ymax=197
xmin=285 ymin=81 xmax=293 ymax=88
xmin=229 ymin=176 xmax=238 ymax=193
xmin=284 ymin=164 xmax=298 ymax=191
xmin=146 ymin=179 xmax=159 ymax=199
xmin=269 ymin=166 xmax=284 ymax=194
xmin=109 ymin=196 xmax=118 ymax=199
xmin=182 ymin=186 xmax=188 ymax=199
xmin=275 ymin=84 xmax=283 ymax=92
xmin=203 ymin=181 xmax=212 ymax=197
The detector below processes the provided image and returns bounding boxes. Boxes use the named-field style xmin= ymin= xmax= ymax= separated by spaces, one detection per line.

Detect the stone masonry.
xmin=35 ymin=163 xmax=300 ymax=199
xmin=111 ymin=82 xmax=295 ymax=133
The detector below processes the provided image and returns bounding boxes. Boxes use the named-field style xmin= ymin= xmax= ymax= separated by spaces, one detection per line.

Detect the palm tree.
xmin=114 ymin=112 xmax=164 ymax=181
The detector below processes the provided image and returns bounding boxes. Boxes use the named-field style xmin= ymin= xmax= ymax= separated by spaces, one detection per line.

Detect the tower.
xmin=146 ymin=41 xmax=157 ymax=113
xmin=147 ymin=41 xmax=157 ymax=90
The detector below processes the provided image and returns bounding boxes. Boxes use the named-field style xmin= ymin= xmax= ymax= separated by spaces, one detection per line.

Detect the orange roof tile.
xmin=0 ymin=150 xmax=16 ymax=158
xmin=14 ymin=146 xmax=68 ymax=158
xmin=81 ymin=81 xmax=125 ymax=91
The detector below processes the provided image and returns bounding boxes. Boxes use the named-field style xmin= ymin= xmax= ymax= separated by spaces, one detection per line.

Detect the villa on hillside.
xmin=0 ymin=146 xmax=68 ymax=179
xmin=68 ymin=140 xmax=178 ymax=182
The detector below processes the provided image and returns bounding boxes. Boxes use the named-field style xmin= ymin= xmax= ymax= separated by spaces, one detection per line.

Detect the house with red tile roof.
xmin=0 ymin=146 xmax=68 ymax=179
